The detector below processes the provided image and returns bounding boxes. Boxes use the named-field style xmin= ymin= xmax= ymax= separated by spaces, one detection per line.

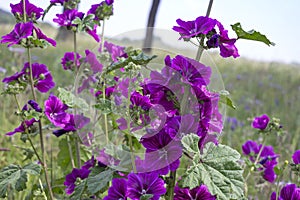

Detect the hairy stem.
xmin=166 ymin=170 xmax=177 ymax=200
xmin=195 ymin=0 xmax=214 ymax=61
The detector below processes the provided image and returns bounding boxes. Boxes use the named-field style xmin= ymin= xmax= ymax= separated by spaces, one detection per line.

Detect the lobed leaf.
xmin=0 ymin=163 xmax=41 ymax=198
xmin=231 ymin=23 xmax=275 ymax=46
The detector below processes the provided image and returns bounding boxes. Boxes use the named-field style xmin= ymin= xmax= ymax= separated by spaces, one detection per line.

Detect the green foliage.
xmin=231 ymin=23 xmax=275 ymax=46
xmin=103 ymin=50 xmax=157 ymax=75
xmin=180 ymin=135 xmax=245 ymax=200
xmin=58 ymin=87 xmax=89 ymax=110
xmin=86 ymin=168 xmax=114 ymax=194
xmin=141 ymin=194 xmax=154 ymax=200
xmin=218 ymin=90 xmax=236 ymax=109
xmin=0 ymin=163 xmax=41 ymax=198
xmin=70 ymin=180 xmax=86 ymax=200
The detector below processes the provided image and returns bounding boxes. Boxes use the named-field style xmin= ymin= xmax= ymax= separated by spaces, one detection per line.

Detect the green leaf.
xmin=57 ymin=138 xmax=76 ymax=171
xmin=179 ymin=143 xmax=245 ymax=200
xmin=231 ymin=23 xmax=275 ymax=46
xmin=0 ymin=163 xmax=41 ymax=198
xmin=181 ymin=134 xmax=200 ymax=154
xmin=141 ymin=194 xmax=154 ymax=200
xmin=87 ymin=169 xmax=114 ymax=194
xmin=104 ymin=51 xmax=157 ymax=75
xmin=218 ymin=90 xmax=236 ymax=109
xmin=58 ymin=87 xmax=89 ymax=110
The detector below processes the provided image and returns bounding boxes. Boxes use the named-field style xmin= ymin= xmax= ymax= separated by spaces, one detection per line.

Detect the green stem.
xmin=67 ymin=135 xmax=76 ymax=168
xmin=103 ymin=81 xmax=109 ymax=144
xmin=101 ymin=19 xmax=105 ymax=52
xmin=275 ymin=161 xmax=288 ymax=200
xmin=166 ymin=170 xmax=177 ymax=200
xmin=73 ymin=30 xmax=82 ymax=168
xmin=126 ymin=76 xmax=136 ymax=173
xmin=195 ymin=0 xmax=214 ymax=61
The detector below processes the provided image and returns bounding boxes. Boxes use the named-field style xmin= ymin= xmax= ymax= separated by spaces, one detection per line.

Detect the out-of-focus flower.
xmin=270 ymin=184 xmax=300 ymax=200
xmin=292 ymin=150 xmax=300 ymax=164
xmin=85 ymin=50 xmax=103 ymax=73
xmin=174 ymin=184 xmax=216 ymax=200
xmin=61 ymin=52 xmax=82 ymax=70
xmin=252 ymin=114 xmax=270 ymax=130
xmin=103 ymin=41 xmax=127 ymax=62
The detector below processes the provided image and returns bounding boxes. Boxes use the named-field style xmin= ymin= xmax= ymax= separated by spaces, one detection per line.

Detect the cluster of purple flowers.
xmin=242 ymin=140 xmax=279 ymax=182
xmin=0 ymin=0 xmax=56 ymax=48
xmin=173 ymin=16 xmax=239 ymax=58
xmin=52 ymin=0 xmax=114 ymax=42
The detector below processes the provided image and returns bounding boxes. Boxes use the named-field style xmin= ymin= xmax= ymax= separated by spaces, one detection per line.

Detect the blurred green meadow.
xmin=0 ymin=20 xmax=300 ymax=199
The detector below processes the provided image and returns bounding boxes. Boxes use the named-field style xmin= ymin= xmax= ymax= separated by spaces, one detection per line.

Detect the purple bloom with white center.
xmin=64 ymin=157 xmax=95 ymax=195
xmin=28 ymin=100 xmax=42 ymax=112
xmin=292 ymin=150 xmax=300 ymax=164
xmin=5 ymin=118 xmax=37 ymax=136
xmin=103 ymin=41 xmax=127 ymax=62
xmin=270 ymin=184 xmax=300 ymax=200
xmin=44 ymin=94 xmax=70 ymax=128
xmin=10 ymin=0 xmax=44 ymax=21
xmin=127 ymin=172 xmax=166 ymax=200
xmin=140 ymin=129 xmax=182 ymax=175
xmin=103 ymin=178 xmax=127 ymax=200
xmin=173 ymin=16 xmax=217 ymax=40
xmin=53 ymin=9 xmax=84 ymax=28
xmin=252 ymin=114 xmax=270 ymax=130
xmin=0 ymin=22 xmax=33 ymax=47
xmin=61 ymin=52 xmax=82 ymax=70
xmin=174 ymin=184 xmax=216 ymax=200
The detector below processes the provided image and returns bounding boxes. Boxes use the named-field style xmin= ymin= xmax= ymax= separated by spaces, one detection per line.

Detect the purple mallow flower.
xmin=252 ymin=114 xmax=270 ymax=130
xmin=292 ymin=150 xmax=300 ymax=164
xmin=103 ymin=178 xmax=127 ymax=200
xmin=173 ymin=16 xmax=239 ymax=58
xmin=10 ymin=0 xmax=44 ymax=21
xmin=242 ymin=140 xmax=278 ymax=182
xmin=64 ymin=157 xmax=95 ymax=195
xmin=53 ymin=9 xmax=84 ymax=28
xmin=33 ymin=26 xmax=56 ymax=47
xmin=270 ymin=184 xmax=300 ymax=200
xmin=44 ymin=94 xmax=70 ymax=128
xmin=5 ymin=118 xmax=37 ymax=136
xmin=103 ymin=41 xmax=127 ymax=62
xmin=174 ymin=184 xmax=216 ymax=200
xmin=0 ymin=22 xmax=33 ymax=47
xmin=85 ymin=50 xmax=103 ymax=73
xmin=61 ymin=52 xmax=82 ymax=70
xmin=173 ymin=16 xmax=217 ymax=40
xmin=2 ymin=62 xmax=55 ymax=93
xmin=140 ymin=128 xmax=182 ymax=175
xmin=86 ymin=25 xmax=100 ymax=43
xmin=87 ymin=0 xmax=114 ymax=21
xmin=127 ymin=172 xmax=166 ymax=200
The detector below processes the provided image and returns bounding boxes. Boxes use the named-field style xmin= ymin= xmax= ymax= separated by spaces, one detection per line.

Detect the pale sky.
xmin=1 ymin=0 xmax=299 ymax=64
